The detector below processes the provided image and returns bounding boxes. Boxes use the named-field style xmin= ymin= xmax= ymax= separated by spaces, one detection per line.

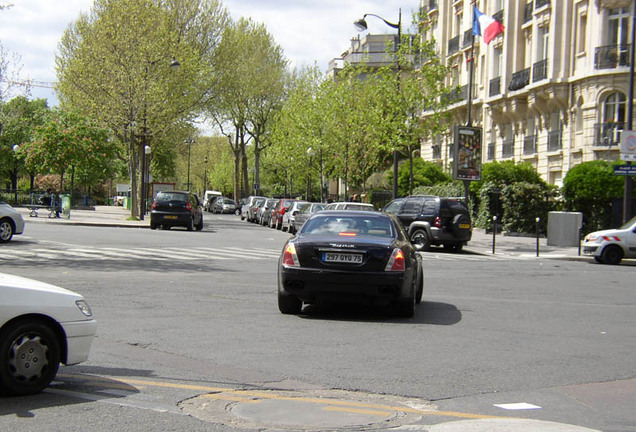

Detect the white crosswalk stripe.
xmin=0 ymin=246 xmax=282 ymax=263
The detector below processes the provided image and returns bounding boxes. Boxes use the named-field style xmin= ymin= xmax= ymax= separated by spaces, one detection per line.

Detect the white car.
xmin=281 ymin=201 xmax=308 ymax=233
xmin=0 ymin=273 xmax=97 ymax=395
xmin=583 ymin=216 xmax=636 ymax=265
xmin=0 ymin=200 xmax=25 ymax=243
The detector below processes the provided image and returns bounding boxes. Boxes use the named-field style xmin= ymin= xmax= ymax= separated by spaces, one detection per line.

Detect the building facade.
xmin=421 ymin=0 xmax=635 ymax=187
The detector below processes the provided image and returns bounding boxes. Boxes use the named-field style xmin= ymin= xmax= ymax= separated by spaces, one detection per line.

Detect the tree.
xmin=56 ymin=0 xmax=229 ymax=218
xmin=562 ymin=160 xmax=625 ymax=232
xmin=393 ymin=159 xmax=451 ymax=196
xmin=207 ymin=17 xmax=287 ymax=200
xmin=17 ymin=109 xmax=117 ymax=193
xmin=0 ymin=97 xmax=49 ymax=191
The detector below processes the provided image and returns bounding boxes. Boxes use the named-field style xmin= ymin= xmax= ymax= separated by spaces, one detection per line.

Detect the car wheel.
xmin=150 ymin=222 xmax=158 ymax=230
xmin=187 ymin=217 xmax=194 ymax=231
xmin=240 ymin=213 xmax=245 ymax=220
xmin=282 ymin=221 xmax=288 ymax=232
xmin=0 ymin=218 xmax=15 ymax=243
xmin=276 ymin=218 xmax=282 ymax=230
xmin=411 ymin=229 xmax=430 ymax=252
xmin=196 ymin=217 xmax=203 ymax=231
xmin=278 ymin=292 xmax=302 ymax=314
xmin=289 ymin=224 xmax=295 ymax=235
xmin=594 ymin=256 xmax=604 ymax=264
xmin=235 ymin=209 xmax=241 ymax=216
xmin=601 ymin=245 xmax=623 ymax=265
xmin=0 ymin=320 xmax=61 ymax=396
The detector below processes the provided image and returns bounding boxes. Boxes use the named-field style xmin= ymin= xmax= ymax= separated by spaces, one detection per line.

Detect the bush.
xmin=561 ymin=160 xmax=624 ymax=232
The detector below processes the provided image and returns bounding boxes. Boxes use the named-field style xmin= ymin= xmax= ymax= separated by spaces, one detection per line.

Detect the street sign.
xmin=613 ymin=165 xmax=636 ymax=176
xmin=621 ymin=130 xmax=636 ymax=161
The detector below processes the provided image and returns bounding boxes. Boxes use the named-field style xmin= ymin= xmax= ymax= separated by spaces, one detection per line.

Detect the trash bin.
xmin=60 ymin=194 xmax=71 ymax=219
xmin=123 ymin=197 xmax=130 ymax=210
xmin=547 ymin=212 xmax=583 ymax=246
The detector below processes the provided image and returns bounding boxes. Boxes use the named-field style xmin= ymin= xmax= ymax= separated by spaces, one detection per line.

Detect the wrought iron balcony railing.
xmin=462 ymin=29 xmax=473 ymax=49
xmin=509 ymin=68 xmax=530 ymax=91
xmin=533 ymin=58 xmax=548 ymax=82
xmin=493 ymin=10 xmax=504 ymax=25
xmin=594 ymin=44 xmax=631 ymax=70
xmin=594 ymin=122 xmax=624 ymax=146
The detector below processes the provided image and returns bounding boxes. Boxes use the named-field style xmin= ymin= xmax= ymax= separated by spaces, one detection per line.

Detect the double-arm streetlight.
xmin=354 ymin=9 xmax=402 ymax=199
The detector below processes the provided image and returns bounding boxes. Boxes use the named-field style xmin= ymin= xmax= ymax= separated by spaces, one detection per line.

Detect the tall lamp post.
xmin=140 ymin=145 xmax=152 ymax=221
xmin=185 ymin=138 xmax=194 ymax=191
xmin=306 ymin=147 xmax=315 ymax=200
xmin=355 ymin=9 xmax=402 ymax=199
xmin=12 ymin=145 xmax=20 ymax=203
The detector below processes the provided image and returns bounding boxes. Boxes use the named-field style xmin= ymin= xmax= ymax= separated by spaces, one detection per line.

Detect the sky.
xmin=0 ymin=0 xmax=419 ymax=106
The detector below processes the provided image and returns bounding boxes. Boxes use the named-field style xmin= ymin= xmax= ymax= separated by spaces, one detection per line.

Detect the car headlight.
xmin=76 ymin=300 xmax=93 ymax=317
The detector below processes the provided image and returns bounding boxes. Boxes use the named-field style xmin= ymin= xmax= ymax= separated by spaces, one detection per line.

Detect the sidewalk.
xmin=16 ymin=205 xmax=587 ymax=260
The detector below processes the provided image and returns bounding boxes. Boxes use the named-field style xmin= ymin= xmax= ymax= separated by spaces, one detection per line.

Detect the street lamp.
xmin=140 ymin=145 xmax=152 ymax=220
xmin=12 ymin=145 xmax=20 ymax=203
xmin=185 ymin=138 xmax=194 ymax=191
xmin=355 ymin=9 xmax=402 ymax=199
xmin=306 ymin=147 xmax=315 ymax=200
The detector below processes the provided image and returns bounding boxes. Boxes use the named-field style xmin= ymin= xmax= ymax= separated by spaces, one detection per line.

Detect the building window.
xmin=608 ymin=8 xmax=630 ymax=47
xmin=502 ymin=124 xmax=514 ymax=158
xmin=604 ymin=91 xmax=627 ymax=124
xmin=577 ymin=12 xmax=587 ymax=55
xmin=548 ymin=111 xmax=562 ymax=151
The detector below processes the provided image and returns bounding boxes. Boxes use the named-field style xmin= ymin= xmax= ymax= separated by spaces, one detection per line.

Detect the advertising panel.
xmin=453 ymin=126 xmax=482 ymax=181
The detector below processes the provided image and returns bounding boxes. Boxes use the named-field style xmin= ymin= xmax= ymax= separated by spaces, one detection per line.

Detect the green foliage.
xmin=413 ymin=181 xmax=464 ymax=198
xmin=389 ymin=159 xmax=452 ymax=196
xmin=500 ymin=182 xmax=556 ymax=233
xmin=17 ymin=109 xmax=118 ymax=189
xmin=470 ymin=160 xmax=545 ymax=194
xmin=562 ymin=160 xmax=625 ymax=232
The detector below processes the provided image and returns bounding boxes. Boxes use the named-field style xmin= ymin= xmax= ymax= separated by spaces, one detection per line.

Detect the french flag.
xmin=472 ymin=6 xmax=504 ymax=45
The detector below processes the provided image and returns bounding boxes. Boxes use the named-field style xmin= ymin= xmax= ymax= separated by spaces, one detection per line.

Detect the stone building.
xmin=420 ymin=0 xmax=635 ymax=187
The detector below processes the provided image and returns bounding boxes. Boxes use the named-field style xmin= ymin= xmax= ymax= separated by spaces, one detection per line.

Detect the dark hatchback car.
xmin=150 ymin=190 xmax=203 ymax=231
xmin=383 ymin=196 xmax=471 ymax=252
xmin=278 ymin=211 xmax=423 ymax=317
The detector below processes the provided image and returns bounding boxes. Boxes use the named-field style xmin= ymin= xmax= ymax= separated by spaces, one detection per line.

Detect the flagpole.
xmin=467 ymin=3 xmax=476 ymax=127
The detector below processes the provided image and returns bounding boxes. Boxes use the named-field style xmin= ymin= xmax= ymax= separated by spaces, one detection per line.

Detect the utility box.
xmin=547 ymin=212 xmax=583 ymax=246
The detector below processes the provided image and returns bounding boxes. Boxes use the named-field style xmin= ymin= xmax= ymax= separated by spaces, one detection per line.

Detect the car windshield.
xmin=619 ymin=215 xmax=636 ymax=229
xmin=302 ymin=215 xmax=395 ymax=238
xmin=157 ymin=193 xmax=187 ymax=203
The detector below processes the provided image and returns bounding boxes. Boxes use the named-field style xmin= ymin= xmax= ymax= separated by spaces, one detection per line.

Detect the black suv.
xmin=150 ymin=190 xmax=203 ymax=231
xmin=383 ymin=196 xmax=472 ymax=252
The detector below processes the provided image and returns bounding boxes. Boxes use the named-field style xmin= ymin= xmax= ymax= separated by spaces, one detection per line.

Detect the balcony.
xmin=523 ymin=135 xmax=537 ymax=155
xmin=493 ymin=10 xmax=504 ymax=25
xmin=489 ymin=76 xmax=501 ymax=97
xmin=594 ymin=44 xmax=631 ymax=70
xmin=594 ymin=122 xmax=624 ymax=146
xmin=548 ymin=130 xmax=562 ymax=152
xmin=502 ymin=139 xmax=515 ymax=158
xmin=523 ymin=2 xmax=534 ymax=23
xmin=445 ymin=84 xmax=477 ymax=104
xmin=533 ymin=58 xmax=548 ymax=82
xmin=448 ymin=35 xmax=460 ymax=55
xmin=508 ymin=68 xmax=530 ymax=91
xmin=535 ymin=0 xmax=550 ymax=8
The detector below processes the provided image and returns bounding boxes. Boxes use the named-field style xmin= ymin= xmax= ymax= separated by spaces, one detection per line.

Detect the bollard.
xmin=492 ymin=215 xmax=497 ymax=254
xmin=536 ymin=217 xmax=541 ymax=257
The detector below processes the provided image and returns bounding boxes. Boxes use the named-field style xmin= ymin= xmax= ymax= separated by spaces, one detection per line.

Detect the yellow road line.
xmin=62 ymin=374 xmax=505 ymax=420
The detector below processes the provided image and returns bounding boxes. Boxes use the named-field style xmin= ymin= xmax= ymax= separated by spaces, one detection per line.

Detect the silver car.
xmin=0 ymin=201 xmax=25 ymax=243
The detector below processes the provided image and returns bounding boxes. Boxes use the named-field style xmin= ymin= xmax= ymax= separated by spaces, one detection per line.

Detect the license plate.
xmin=322 ymin=252 xmax=363 ymax=264
xmin=164 ymin=215 xmax=178 ymax=220
xmin=459 ymin=223 xmax=471 ymax=229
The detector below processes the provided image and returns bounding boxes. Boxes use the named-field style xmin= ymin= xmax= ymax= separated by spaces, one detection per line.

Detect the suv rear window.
xmin=157 ymin=192 xmax=187 ymax=202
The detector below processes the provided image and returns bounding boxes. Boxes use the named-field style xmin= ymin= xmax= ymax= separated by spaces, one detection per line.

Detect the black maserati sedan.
xmin=277 ymin=211 xmax=423 ymax=317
